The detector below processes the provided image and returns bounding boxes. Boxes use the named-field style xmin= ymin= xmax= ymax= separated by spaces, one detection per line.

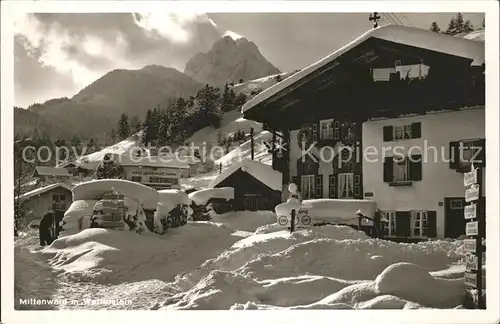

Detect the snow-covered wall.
xmin=362 ymin=108 xmax=485 ymax=238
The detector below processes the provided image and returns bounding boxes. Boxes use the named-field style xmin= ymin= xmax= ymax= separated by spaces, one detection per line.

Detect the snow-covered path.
xmin=14 ymin=212 xmax=468 ymax=310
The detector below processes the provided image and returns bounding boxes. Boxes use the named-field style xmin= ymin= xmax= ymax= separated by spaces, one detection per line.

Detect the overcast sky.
xmin=14 ymin=12 xmax=484 ymax=108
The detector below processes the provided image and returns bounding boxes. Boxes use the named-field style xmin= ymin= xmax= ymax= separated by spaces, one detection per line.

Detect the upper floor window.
xmin=383 ymin=155 xmax=422 ymax=184
xmin=449 ymin=138 xmax=486 ymax=171
xmin=383 ymin=122 xmax=421 ymax=142
xmin=320 ymin=119 xmax=334 ymax=140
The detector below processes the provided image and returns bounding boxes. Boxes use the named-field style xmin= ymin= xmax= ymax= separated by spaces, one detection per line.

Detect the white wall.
xmin=362 ymin=108 xmax=485 ymax=238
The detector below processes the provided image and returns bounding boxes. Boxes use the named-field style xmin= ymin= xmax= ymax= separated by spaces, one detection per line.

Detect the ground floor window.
xmin=381 ymin=211 xmax=396 ymax=236
xmin=411 ymin=210 xmax=428 ymax=236
xmin=301 ymin=175 xmax=315 ymax=199
xmin=338 ymin=173 xmax=354 ymax=199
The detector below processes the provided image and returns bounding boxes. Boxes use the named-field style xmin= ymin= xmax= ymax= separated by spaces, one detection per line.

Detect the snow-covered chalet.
xmin=242 ymin=25 xmax=485 ymax=240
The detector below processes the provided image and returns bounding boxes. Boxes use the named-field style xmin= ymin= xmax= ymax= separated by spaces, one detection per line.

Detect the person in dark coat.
xmin=39 ymin=210 xmax=64 ymax=246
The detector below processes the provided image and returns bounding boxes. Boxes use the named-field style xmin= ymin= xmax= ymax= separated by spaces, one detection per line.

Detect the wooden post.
xmin=464 ymin=165 xmax=485 ymax=309
xmin=290 ymin=209 xmax=296 ymax=233
xmin=374 ymin=210 xmax=381 ymax=238
xmin=219 ymin=163 xmax=222 ymax=174
xmin=250 ymin=127 xmax=255 ymax=160
xmin=357 ymin=215 xmax=362 ymax=231
xmin=271 ymin=130 xmax=277 ymax=170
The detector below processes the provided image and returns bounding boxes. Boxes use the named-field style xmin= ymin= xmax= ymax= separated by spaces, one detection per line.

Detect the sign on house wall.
xmin=463 ymin=165 xmax=485 ymax=309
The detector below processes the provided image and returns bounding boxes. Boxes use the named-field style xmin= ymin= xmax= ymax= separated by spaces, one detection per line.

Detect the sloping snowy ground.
xmin=15 ymin=211 xmax=468 ymax=310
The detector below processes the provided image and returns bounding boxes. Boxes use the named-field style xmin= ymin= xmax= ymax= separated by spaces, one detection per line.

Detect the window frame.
xmin=301 ymin=174 xmax=316 ymax=199
xmin=381 ymin=211 xmax=396 ymax=236
xmin=393 ymin=157 xmax=410 ymax=182
xmin=320 ymin=119 xmax=334 ymax=140
xmin=337 ymin=172 xmax=354 ymax=199
xmin=393 ymin=124 xmax=413 ymax=141
xmin=411 ymin=210 xmax=428 ymax=237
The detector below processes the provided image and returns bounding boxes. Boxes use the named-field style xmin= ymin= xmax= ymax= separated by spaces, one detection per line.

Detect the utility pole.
xmin=369 ymin=12 xmax=381 ymax=28
xmin=250 ymin=127 xmax=255 ymax=160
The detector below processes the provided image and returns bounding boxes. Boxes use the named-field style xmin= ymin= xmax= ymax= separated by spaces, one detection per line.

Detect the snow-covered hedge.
xmin=154 ymin=190 xmax=191 ymax=234
xmin=188 ymin=187 xmax=235 ymax=221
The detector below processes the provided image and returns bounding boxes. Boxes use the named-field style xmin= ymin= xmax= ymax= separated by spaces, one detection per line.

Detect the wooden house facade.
xmin=242 ymin=25 xmax=485 ymax=239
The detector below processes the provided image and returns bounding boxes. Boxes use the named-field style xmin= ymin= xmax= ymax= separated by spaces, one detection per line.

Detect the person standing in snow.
xmin=39 ymin=210 xmax=64 ymax=246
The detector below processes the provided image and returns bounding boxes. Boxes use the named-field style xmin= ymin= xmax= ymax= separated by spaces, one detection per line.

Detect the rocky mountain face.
xmin=20 ymin=66 xmax=203 ymax=138
xmin=15 ymin=36 xmax=281 ymax=139
xmin=184 ymin=36 xmax=281 ymax=86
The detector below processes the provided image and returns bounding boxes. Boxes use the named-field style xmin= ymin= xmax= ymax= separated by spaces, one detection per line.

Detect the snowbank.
xmin=300 ymin=199 xmax=377 ymax=226
xmin=61 ymin=200 xmax=97 ymax=236
xmin=72 ymin=179 xmax=159 ymax=211
xmin=42 ymin=223 xmax=241 ymax=284
xmin=158 ymin=189 xmax=189 ymax=213
xmin=164 ymin=225 xmax=465 ymax=310
xmin=188 ymin=187 xmax=234 ymax=206
xmin=210 ymin=211 xmax=276 ymax=232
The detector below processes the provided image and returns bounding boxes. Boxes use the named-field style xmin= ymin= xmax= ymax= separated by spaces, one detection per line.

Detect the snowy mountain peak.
xmin=184 ymin=36 xmax=280 ymax=86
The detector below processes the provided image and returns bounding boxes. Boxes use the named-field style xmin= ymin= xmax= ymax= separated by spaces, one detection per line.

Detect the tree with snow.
xmin=157 ymin=112 xmax=170 ymax=146
xmin=130 ymin=115 xmax=142 ymax=133
xmin=429 ymin=22 xmax=440 ymax=33
xmin=196 ymin=84 xmax=222 ymax=128
xmin=142 ymin=109 xmax=154 ymax=145
xmin=221 ymin=83 xmax=234 ymax=112
xmin=96 ymin=158 xmax=125 ymax=180
xmin=118 ymin=113 xmax=130 ymax=140
xmin=234 ymin=92 xmax=247 ymax=108
xmin=444 ymin=13 xmax=474 ymax=36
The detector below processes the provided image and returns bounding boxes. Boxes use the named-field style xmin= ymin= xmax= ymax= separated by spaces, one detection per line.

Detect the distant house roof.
xmin=107 ymin=153 xmax=190 ymax=170
xmin=33 ymin=166 xmax=71 ymax=177
xmin=242 ymin=24 xmax=485 ymax=115
xmin=460 ymin=29 xmax=485 ymax=42
xmin=210 ymin=159 xmax=282 ymax=191
xmin=56 ymin=160 xmax=78 ymax=168
xmin=19 ymin=183 xmax=73 ymax=200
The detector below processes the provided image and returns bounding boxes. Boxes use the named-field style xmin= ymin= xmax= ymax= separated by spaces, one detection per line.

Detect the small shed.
xmin=33 ymin=166 xmax=71 ymax=183
xmin=210 ymin=159 xmax=282 ymax=211
xmin=18 ymin=183 xmax=73 ymax=226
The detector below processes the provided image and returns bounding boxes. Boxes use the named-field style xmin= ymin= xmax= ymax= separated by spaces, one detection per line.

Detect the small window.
xmin=354 ymin=185 xmax=360 ymax=196
xmin=381 ymin=211 xmax=396 ymax=236
xmin=334 ymin=131 xmax=340 ymax=140
xmin=312 ymin=133 xmax=317 ymax=142
xmin=394 ymin=158 xmax=409 ymax=182
xmin=354 ymin=175 xmax=360 ymax=185
xmin=131 ymin=176 xmax=142 ymax=182
xmin=316 ymin=175 xmax=322 ymax=186
xmin=394 ymin=124 xmax=412 ymax=140
xmin=334 ymin=121 xmax=340 ymax=130
xmin=312 ymin=124 xmax=317 ymax=132
xmin=450 ymin=199 xmax=464 ymax=209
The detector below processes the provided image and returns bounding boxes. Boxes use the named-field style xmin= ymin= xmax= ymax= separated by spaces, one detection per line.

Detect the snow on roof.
xmin=19 ymin=182 xmax=73 ymax=200
xmin=461 ymin=29 xmax=485 ymax=42
xmin=188 ymin=187 xmax=235 ymax=206
xmin=242 ymin=24 xmax=485 ymax=114
xmin=34 ymin=166 xmax=71 ymax=177
xmin=210 ymin=159 xmax=282 ymax=191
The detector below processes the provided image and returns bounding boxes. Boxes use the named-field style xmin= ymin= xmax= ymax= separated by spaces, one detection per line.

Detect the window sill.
xmin=388 ymin=181 xmax=413 ymax=187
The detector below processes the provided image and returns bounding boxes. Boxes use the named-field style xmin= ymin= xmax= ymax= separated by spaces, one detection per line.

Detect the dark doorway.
xmin=444 ymin=197 xmax=466 ymax=238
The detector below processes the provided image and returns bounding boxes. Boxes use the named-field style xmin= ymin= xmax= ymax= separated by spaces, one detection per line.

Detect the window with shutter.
xmin=411 ymin=122 xmax=421 ymax=139
xmin=328 ymin=175 xmax=336 ymax=198
xmin=425 ymin=211 xmax=437 ymax=237
xmin=383 ymin=157 xmax=394 ymax=183
xmin=409 ymin=154 xmax=422 ymax=181
xmin=383 ymin=126 xmax=394 ymax=142
xmin=395 ymin=211 xmax=411 ymax=237
xmin=449 ymin=141 xmax=460 ymax=169
xmin=315 ymin=175 xmax=323 ymax=198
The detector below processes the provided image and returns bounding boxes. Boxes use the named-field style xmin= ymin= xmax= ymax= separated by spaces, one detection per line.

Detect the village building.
xmin=32 ymin=166 xmax=72 ymax=183
xmin=108 ymin=153 xmax=190 ymax=190
xmin=55 ymin=160 xmax=79 ymax=175
xmin=242 ymin=25 xmax=485 ymax=239
xmin=210 ymin=159 xmax=282 ymax=211
xmin=18 ymin=182 xmax=74 ymax=226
